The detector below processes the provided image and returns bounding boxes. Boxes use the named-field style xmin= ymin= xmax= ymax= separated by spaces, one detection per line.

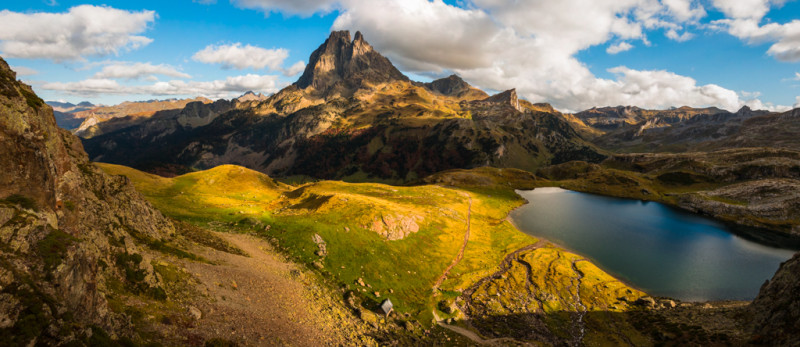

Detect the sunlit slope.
xmin=98 ymin=163 xmax=646 ymax=328
xmin=99 ymin=163 xmax=288 ymax=218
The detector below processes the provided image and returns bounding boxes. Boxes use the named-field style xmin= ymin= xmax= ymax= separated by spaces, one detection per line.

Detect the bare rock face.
xmin=371 ymin=214 xmax=420 ymax=240
xmin=750 ymin=253 xmax=800 ymax=346
xmin=294 ymin=30 xmax=409 ymax=96
xmin=483 ymin=89 xmax=521 ymax=111
xmin=422 ymin=74 xmax=488 ymax=99
xmin=677 ymin=179 xmax=800 ymax=237
xmin=0 ymin=57 xmax=174 ymax=345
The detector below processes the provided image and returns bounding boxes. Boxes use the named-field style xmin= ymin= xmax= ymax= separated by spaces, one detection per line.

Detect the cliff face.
xmin=0 ymin=57 xmax=174 ymax=345
xmin=294 ymin=30 xmax=409 ymax=97
xmin=750 ymin=253 xmax=800 ymax=346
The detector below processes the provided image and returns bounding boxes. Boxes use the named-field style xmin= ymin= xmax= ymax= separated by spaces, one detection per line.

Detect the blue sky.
xmin=1 ymin=0 xmax=799 ymax=112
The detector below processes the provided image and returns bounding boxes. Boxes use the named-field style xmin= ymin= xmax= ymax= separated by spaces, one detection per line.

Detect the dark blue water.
xmin=509 ymin=187 xmax=796 ymax=301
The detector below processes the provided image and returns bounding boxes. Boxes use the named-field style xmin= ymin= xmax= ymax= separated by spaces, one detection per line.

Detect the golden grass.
xmin=98 ymin=162 xmax=648 ymax=326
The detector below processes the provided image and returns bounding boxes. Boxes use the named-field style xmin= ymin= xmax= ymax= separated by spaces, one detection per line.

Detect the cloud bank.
xmin=0 ymin=5 xmax=155 ymax=61
xmin=94 ymin=62 xmax=191 ymax=80
xmin=193 ymin=43 xmax=290 ymax=70
xmin=43 ymin=74 xmax=285 ymax=99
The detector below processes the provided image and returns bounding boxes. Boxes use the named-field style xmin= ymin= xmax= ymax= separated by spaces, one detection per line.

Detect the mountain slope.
xmin=82 ymin=31 xmax=604 ymax=181
xmin=73 ymin=97 xmax=213 ymax=138
xmin=47 ymin=101 xmax=95 ymax=130
xmin=0 ymin=58 xmax=175 ymax=345
xmin=581 ymin=105 xmax=800 ymax=153
xmin=295 ymin=30 xmax=409 ymax=97
xmin=575 ymin=105 xmax=728 ymax=131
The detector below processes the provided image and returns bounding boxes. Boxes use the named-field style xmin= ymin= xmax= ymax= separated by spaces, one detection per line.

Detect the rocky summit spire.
xmin=294 ymin=30 xmax=409 ymax=95
xmin=483 ymin=89 xmax=521 ymax=111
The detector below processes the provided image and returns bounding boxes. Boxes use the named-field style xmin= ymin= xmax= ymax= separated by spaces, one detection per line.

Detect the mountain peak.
xmin=483 ymin=89 xmax=521 ymax=111
xmin=736 ymin=105 xmax=752 ymax=114
xmin=424 ymin=74 xmax=470 ymax=96
xmin=236 ymin=90 xmax=267 ymax=102
xmin=294 ymin=30 xmax=408 ymax=95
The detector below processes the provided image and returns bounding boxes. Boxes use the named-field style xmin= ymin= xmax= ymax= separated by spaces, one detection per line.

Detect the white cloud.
xmin=284 ymin=61 xmax=306 ymax=76
xmin=10 ymin=66 xmax=38 ymax=76
xmin=713 ymin=18 xmax=800 ymax=62
xmin=711 ymin=0 xmax=775 ymax=21
xmin=607 ymin=42 xmax=634 ymax=54
xmin=741 ymin=98 xmax=792 ymax=112
xmin=662 ymin=0 xmax=706 ymax=22
xmin=193 ymin=43 xmax=289 ymax=70
xmin=591 ymin=66 xmax=743 ymax=111
xmin=794 ymin=96 xmax=800 ymax=108
xmin=94 ymin=62 xmax=191 ymax=80
xmin=231 ymin=0 xmax=337 ymax=16
xmin=709 ymin=0 xmax=800 ymax=62
xmin=794 ymin=72 xmax=800 ymax=81
xmin=0 ymin=5 xmax=155 ymax=61
xmin=666 ymin=29 xmax=694 ymax=41
xmin=329 ymin=0 xmax=775 ymax=112
xmin=42 ymin=74 xmax=285 ymax=99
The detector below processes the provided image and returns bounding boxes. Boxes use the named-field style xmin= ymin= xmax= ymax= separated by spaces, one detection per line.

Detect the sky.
xmin=1 ymin=0 xmax=799 ymax=113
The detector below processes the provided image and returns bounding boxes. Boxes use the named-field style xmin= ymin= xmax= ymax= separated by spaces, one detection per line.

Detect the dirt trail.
xmin=177 ymin=233 xmax=366 ymax=346
xmin=432 ymin=194 xmax=472 ymax=292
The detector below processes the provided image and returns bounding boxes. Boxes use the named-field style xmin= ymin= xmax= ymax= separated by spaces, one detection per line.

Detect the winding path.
xmin=433 ymin=239 xmax=550 ymax=345
xmin=432 ymin=194 xmax=472 ymax=292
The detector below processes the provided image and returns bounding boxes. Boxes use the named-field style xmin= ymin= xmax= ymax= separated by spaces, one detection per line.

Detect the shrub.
xmin=1 ymin=194 xmax=37 ymax=210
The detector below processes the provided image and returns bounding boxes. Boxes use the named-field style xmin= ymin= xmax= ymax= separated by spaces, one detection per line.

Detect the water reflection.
xmin=509 ymin=188 xmax=796 ymax=301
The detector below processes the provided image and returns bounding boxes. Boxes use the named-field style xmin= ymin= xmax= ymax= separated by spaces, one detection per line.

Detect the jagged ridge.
xmin=294 ymin=30 xmax=409 ymax=96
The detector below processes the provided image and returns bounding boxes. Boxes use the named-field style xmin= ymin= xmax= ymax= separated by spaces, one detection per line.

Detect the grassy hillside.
xmin=98 ymin=162 xmax=654 ymax=343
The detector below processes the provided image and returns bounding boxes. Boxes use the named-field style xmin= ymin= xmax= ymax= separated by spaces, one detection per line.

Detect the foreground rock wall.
xmin=0 ymin=57 xmax=174 ymax=345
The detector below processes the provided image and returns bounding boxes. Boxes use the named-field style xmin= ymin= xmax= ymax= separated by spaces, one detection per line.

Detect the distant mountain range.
xmin=82 ymin=31 xmax=603 ymax=180
xmin=572 ymin=105 xmax=800 ymax=153
xmin=47 ymin=101 xmax=96 ymax=130
xmin=77 ymin=31 xmax=800 ymax=181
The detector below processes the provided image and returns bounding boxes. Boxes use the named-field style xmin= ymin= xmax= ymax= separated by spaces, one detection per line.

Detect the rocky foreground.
xmin=0 ymin=56 xmax=175 ymax=344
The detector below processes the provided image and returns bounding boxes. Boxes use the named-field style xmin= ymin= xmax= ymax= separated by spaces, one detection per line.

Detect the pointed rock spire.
xmin=294 ymin=30 xmax=408 ymax=95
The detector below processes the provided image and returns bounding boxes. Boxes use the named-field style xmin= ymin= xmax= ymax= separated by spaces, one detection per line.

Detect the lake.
xmin=509 ymin=187 xmax=797 ymax=301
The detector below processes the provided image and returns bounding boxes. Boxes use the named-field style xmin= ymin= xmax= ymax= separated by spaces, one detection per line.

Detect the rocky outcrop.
xmin=294 ymin=30 xmax=409 ymax=96
xmin=750 ymin=253 xmax=800 ymax=346
xmin=481 ymin=89 xmax=521 ymax=111
xmin=370 ymin=214 xmax=420 ymax=240
xmin=678 ymin=179 xmax=800 ymax=237
xmin=0 ymin=57 xmax=174 ymax=345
